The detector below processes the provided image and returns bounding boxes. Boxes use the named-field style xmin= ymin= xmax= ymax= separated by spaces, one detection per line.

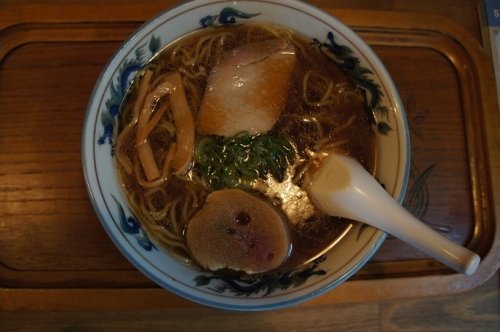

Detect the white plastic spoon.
xmin=306 ymin=153 xmax=481 ymax=275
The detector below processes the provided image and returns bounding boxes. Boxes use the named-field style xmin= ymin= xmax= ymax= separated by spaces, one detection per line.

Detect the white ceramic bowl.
xmin=82 ymin=0 xmax=410 ymax=311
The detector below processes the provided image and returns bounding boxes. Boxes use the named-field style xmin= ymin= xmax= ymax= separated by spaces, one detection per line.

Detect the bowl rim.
xmin=81 ymin=0 xmax=410 ymax=311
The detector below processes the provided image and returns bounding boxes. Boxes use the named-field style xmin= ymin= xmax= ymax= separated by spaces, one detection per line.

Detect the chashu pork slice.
xmin=186 ymin=189 xmax=290 ymax=274
xmin=197 ymin=38 xmax=297 ymax=137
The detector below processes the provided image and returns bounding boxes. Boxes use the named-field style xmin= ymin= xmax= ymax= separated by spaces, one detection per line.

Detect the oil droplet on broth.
xmin=255 ymin=166 xmax=316 ymax=227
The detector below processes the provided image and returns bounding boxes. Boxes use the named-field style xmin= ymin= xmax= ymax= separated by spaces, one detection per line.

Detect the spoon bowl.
xmin=306 ymin=153 xmax=481 ymax=275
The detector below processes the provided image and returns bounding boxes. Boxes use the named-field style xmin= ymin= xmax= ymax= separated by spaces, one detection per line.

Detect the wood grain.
xmin=0 ymin=273 xmax=497 ymax=331
xmin=0 ymin=21 xmax=492 ymax=285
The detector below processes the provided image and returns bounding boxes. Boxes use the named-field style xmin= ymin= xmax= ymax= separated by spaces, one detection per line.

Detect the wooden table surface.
xmin=0 ymin=0 xmax=499 ymax=330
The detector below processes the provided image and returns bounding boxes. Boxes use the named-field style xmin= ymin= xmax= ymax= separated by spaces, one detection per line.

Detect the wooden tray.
xmin=1 ymin=2 xmax=499 ymax=311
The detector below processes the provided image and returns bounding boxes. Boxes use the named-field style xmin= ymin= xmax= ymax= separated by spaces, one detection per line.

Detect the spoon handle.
xmin=309 ymin=155 xmax=481 ymax=275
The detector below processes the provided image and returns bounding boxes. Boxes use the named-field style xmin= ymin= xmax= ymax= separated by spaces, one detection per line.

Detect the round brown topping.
xmin=186 ymin=189 xmax=290 ymax=274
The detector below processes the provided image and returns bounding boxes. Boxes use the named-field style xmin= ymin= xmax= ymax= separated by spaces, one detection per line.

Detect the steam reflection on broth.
xmin=115 ymin=22 xmax=376 ymax=274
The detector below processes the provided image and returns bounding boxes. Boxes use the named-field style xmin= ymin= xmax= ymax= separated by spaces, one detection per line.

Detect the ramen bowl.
xmin=82 ymin=0 xmax=410 ymax=311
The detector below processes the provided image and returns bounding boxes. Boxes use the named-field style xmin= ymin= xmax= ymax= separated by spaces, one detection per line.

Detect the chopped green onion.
xmin=194 ymin=132 xmax=296 ymax=190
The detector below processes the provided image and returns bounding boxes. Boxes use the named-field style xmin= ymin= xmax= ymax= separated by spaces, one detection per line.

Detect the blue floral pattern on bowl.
xmin=200 ymin=7 xmax=260 ymax=27
xmin=195 ymin=256 xmax=327 ymax=296
xmin=95 ymin=6 xmax=396 ymax=296
xmin=83 ymin=0 xmax=409 ymax=311
xmin=96 ymin=35 xmax=160 ymax=251
xmin=97 ymin=35 xmax=160 ymax=148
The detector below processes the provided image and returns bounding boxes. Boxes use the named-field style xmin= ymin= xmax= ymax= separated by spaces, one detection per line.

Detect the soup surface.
xmin=116 ymin=23 xmax=376 ymax=274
